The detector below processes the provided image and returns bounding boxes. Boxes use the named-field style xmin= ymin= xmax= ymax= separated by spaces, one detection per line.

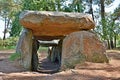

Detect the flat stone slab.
xmin=20 ymin=11 xmax=95 ymax=40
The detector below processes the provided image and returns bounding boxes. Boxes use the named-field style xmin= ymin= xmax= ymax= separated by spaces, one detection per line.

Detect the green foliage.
xmin=94 ymin=0 xmax=119 ymax=49
xmin=116 ymin=35 xmax=120 ymax=47
xmin=9 ymin=53 xmax=21 ymax=61
xmin=0 ymin=0 xmax=21 ymax=40
xmin=10 ymin=0 xmax=65 ymax=36
xmin=0 ymin=0 xmax=119 ymax=49
xmin=1 ymin=0 xmax=86 ymax=39
xmin=0 ymin=0 xmax=17 ymax=16
xmin=22 ymin=0 xmax=57 ymax=11
xmin=104 ymin=0 xmax=114 ymax=6
xmin=117 ymin=41 xmax=120 ymax=47
xmin=62 ymin=0 xmax=85 ymax=12
xmin=10 ymin=12 xmax=23 ymax=37
xmin=114 ymin=4 xmax=120 ymax=20
xmin=71 ymin=0 xmax=85 ymax=12
xmin=0 ymin=46 xmax=16 ymax=50
xmin=0 ymin=37 xmax=18 ymax=49
xmin=38 ymin=47 xmax=48 ymax=53
xmin=63 ymin=6 xmax=73 ymax=12
xmin=91 ymin=53 xmax=109 ymax=63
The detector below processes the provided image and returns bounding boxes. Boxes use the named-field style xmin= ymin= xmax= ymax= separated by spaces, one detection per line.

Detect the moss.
xmin=91 ymin=53 xmax=109 ymax=63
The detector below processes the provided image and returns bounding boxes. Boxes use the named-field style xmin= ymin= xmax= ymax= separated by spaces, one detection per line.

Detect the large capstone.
xmin=19 ymin=11 xmax=95 ymax=40
xmin=61 ymin=31 xmax=109 ymax=69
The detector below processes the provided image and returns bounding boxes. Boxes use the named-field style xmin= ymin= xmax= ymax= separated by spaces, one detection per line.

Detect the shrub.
xmin=0 ymin=37 xmax=19 ymax=49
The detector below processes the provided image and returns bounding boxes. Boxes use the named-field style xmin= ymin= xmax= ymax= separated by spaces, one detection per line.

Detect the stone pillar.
xmin=48 ymin=40 xmax=63 ymax=65
xmin=16 ymin=28 xmax=33 ymax=70
xmin=61 ymin=31 xmax=109 ymax=70
xmin=50 ymin=46 xmax=61 ymax=64
xmin=31 ymin=38 xmax=39 ymax=71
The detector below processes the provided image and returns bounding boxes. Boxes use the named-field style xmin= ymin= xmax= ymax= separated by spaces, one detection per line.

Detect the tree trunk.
xmin=107 ymin=40 xmax=110 ymax=49
xmin=3 ymin=17 xmax=10 ymax=40
xmin=56 ymin=0 xmax=61 ymax=11
xmin=89 ymin=0 xmax=94 ymax=21
xmin=100 ymin=0 xmax=105 ymax=20
xmin=110 ymin=39 xmax=114 ymax=49
xmin=6 ymin=18 xmax=10 ymax=29
xmin=100 ymin=0 xmax=106 ymax=40
xmin=77 ymin=4 xmax=80 ymax=12
xmin=3 ymin=17 xmax=7 ymax=40
xmin=3 ymin=29 xmax=6 ymax=40
xmin=114 ymin=34 xmax=117 ymax=48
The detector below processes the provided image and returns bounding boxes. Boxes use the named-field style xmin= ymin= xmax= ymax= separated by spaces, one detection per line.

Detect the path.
xmin=38 ymin=52 xmax=60 ymax=73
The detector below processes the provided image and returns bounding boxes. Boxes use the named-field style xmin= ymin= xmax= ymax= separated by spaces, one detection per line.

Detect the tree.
xmin=10 ymin=12 xmax=22 ymax=37
xmin=1 ymin=0 xmax=119 ymax=49
xmin=71 ymin=0 xmax=85 ymax=12
xmin=22 ymin=0 xmax=56 ymax=11
xmin=0 ymin=0 xmax=20 ymax=40
xmin=10 ymin=0 xmax=68 ymax=37
xmin=88 ymin=0 xmax=94 ymax=21
xmin=92 ymin=0 xmax=117 ymax=49
xmin=63 ymin=0 xmax=85 ymax=12
xmin=110 ymin=4 xmax=120 ymax=48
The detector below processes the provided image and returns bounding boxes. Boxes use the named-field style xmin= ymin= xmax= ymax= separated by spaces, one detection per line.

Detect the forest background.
xmin=0 ymin=0 xmax=120 ymax=49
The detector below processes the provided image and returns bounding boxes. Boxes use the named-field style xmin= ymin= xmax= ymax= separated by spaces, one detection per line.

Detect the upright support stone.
xmin=31 ymin=38 xmax=39 ymax=71
xmin=48 ymin=40 xmax=63 ymax=65
xmin=50 ymin=46 xmax=61 ymax=64
xmin=16 ymin=28 xmax=33 ymax=70
xmin=61 ymin=31 xmax=109 ymax=70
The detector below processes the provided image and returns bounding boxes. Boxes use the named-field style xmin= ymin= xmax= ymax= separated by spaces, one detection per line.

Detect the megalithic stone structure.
xmin=16 ymin=11 xmax=108 ymax=71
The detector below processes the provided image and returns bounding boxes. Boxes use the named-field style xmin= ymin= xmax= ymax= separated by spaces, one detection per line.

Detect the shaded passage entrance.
xmin=32 ymin=39 xmax=62 ymax=73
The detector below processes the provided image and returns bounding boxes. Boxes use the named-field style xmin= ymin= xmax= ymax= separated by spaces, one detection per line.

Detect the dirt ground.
xmin=0 ymin=50 xmax=120 ymax=80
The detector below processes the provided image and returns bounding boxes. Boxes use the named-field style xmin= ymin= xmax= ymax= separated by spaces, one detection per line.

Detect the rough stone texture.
xmin=31 ymin=39 xmax=39 ymax=71
xmin=48 ymin=40 xmax=63 ymax=65
xmin=61 ymin=31 xmax=109 ymax=69
xmin=50 ymin=46 xmax=61 ymax=64
xmin=16 ymin=28 xmax=33 ymax=70
xmin=20 ymin=11 xmax=95 ymax=40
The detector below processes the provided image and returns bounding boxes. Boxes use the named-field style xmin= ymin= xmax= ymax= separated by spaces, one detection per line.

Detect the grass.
xmin=0 ymin=46 xmax=16 ymax=50
xmin=38 ymin=46 xmax=48 ymax=52
xmin=9 ymin=53 xmax=21 ymax=61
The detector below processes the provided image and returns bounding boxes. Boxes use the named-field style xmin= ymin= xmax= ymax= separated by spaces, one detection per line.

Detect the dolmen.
xmin=16 ymin=11 xmax=109 ymax=72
